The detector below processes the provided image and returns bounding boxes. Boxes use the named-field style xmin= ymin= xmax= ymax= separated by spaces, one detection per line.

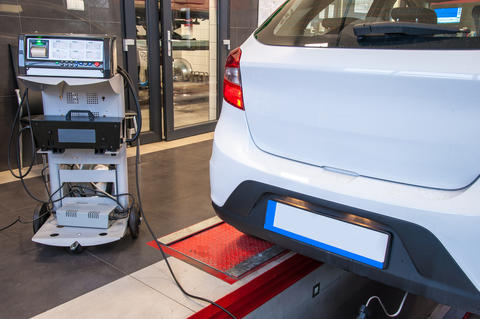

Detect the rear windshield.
xmin=255 ymin=0 xmax=480 ymax=49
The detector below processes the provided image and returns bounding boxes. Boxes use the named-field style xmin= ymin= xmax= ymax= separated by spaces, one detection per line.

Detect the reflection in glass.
xmin=135 ymin=1 xmax=151 ymax=132
xmin=171 ymin=0 xmax=217 ymax=128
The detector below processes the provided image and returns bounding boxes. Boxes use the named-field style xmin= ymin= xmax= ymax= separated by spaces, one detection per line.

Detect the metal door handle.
xmin=167 ymin=30 xmax=172 ymax=57
xmin=223 ymin=39 xmax=231 ymax=50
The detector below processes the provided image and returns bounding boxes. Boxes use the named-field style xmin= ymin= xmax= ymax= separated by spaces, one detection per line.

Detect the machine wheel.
xmin=33 ymin=203 xmax=50 ymax=234
xmin=128 ymin=204 xmax=141 ymax=239
xmin=67 ymin=241 xmax=84 ymax=254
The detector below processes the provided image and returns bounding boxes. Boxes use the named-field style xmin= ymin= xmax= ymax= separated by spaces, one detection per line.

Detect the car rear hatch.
xmin=240 ymin=36 xmax=480 ymax=190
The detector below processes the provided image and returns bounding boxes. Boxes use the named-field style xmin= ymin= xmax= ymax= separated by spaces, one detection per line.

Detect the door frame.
xmin=162 ymin=0 xmax=229 ymax=140
xmin=122 ymin=0 xmax=230 ymax=142
xmin=122 ymin=0 xmax=162 ymax=144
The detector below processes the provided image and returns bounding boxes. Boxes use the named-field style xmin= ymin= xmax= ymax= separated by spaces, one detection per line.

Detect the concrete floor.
xmin=0 ymin=140 xmax=216 ymax=318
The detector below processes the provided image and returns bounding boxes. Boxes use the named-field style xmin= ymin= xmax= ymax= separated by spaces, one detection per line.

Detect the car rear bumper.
xmin=212 ymin=182 xmax=480 ymax=313
xmin=210 ymin=103 xmax=480 ymax=312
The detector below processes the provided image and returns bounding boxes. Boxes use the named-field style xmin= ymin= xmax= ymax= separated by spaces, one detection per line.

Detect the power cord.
xmin=0 ymin=183 xmax=78 ymax=232
xmin=8 ymin=89 xmax=35 ymax=179
xmin=7 ymin=88 xmax=53 ymax=206
xmin=1 ymin=88 xmax=64 ymax=232
xmin=118 ymin=67 xmax=237 ymax=319
xmin=0 ymin=218 xmax=23 ymax=232
xmin=357 ymin=292 xmax=408 ymax=319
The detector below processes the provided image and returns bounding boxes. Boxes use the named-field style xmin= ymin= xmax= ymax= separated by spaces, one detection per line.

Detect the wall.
xmin=229 ymin=0 xmax=258 ymax=49
xmin=0 ymin=0 xmax=123 ymax=171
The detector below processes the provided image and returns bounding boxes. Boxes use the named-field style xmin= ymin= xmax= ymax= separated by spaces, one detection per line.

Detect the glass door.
xmin=162 ymin=0 xmax=221 ymax=140
xmin=123 ymin=0 xmax=227 ymax=141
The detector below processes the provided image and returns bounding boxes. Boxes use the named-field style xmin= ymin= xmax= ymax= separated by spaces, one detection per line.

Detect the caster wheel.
xmin=33 ymin=203 xmax=50 ymax=234
xmin=128 ymin=203 xmax=141 ymax=239
xmin=67 ymin=241 xmax=84 ymax=254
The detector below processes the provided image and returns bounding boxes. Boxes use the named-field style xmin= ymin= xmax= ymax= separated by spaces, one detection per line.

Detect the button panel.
xmin=52 ymin=61 xmax=103 ymax=68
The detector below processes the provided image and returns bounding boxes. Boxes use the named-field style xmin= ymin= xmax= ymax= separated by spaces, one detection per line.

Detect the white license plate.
xmin=264 ymin=200 xmax=390 ymax=269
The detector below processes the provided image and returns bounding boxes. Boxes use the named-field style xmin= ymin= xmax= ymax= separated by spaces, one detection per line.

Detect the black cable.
xmin=1 ymin=89 xmax=56 ymax=232
xmin=16 ymin=126 xmax=47 ymax=204
xmin=8 ymin=88 xmax=49 ymax=204
xmin=71 ymin=185 xmax=135 ymax=212
xmin=0 ymin=186 xmax=75 ymax=232
xmin=7 ymin=89 xmax=33 ymax=179
xmin=0 ymin=217 xmax=22 ymax=232
xmin=118 ymin=66 xmax=237 ymax=319
xmin=71 ymin=185 xmax=126 ymax=210
xmin=134 ymin=141 xmax=237 ymax=319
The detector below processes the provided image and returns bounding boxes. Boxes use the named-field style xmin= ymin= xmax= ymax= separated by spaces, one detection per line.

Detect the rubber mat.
xmin=148 ymin=222 xmax=285 ymax=284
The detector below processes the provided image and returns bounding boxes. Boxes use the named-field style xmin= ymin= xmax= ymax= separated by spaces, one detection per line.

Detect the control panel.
xmin=18 ymin=34 xmax=116 ymax=78
xmin=31 ymin=112 xmax=123 ymax=153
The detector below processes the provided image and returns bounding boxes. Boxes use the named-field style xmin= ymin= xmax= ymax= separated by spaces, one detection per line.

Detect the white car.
xmin=210 ymin=0 xmax=480 ymax=313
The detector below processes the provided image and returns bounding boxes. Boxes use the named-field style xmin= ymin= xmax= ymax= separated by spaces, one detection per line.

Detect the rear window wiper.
xmin=353 ymin=22 xmax=465 ymax=37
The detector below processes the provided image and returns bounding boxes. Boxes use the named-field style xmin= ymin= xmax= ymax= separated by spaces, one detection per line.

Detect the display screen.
xmin=435 ymin=7 xmax=463 ymax=24
xmin=27 ymin=38 xmax=104 ymax=62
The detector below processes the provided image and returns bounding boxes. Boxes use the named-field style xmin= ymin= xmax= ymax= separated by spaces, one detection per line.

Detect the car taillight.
xmin=223 ymin=48 xmax=244 ymax=110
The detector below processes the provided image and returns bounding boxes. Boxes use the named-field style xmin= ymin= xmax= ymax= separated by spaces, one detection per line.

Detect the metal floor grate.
xmin=148 ymin=222 xmax=285 ymax=283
